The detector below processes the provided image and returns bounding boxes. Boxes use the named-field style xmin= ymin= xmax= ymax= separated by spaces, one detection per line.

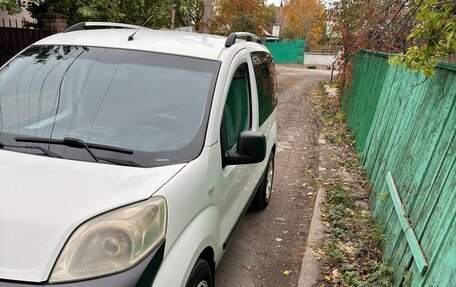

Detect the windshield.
xmin=0 ymin=45 xmax=220 ymax=167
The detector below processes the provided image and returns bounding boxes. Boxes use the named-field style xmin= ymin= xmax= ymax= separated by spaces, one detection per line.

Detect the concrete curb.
xmin=297 ymin=187 xmax=326 ymax=287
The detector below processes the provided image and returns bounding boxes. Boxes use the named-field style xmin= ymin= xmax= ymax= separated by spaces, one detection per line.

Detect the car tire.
xmin=252 ymin=153 xmax=274 ymax=211
xmin=185 ymin=259 xmax=213 ymax=287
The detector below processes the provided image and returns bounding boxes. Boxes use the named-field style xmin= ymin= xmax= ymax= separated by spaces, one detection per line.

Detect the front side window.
xmin=251 ymin=51 xmax=277 ymax=125
xmin=220 ymin=63 xmax=251 ymax=154
xmin=0 ymin=45 xmax=220 ymax=167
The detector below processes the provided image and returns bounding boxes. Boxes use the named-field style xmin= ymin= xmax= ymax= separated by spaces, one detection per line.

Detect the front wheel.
xmin=185 ymin=259 xmax=213 ymax=287
xmin=252 ymin=153 xmax=274 ymax=211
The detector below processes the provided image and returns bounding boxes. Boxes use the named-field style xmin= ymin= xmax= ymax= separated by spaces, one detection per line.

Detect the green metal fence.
xmin=263 ymin=39 xmax=306 ymax=64
xmin=343 ymin=50 xmax=456 ymax=286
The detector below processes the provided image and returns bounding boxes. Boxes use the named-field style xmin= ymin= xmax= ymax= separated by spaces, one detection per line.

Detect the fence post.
xmin=37 ymin=12 xmax=68 ymax=33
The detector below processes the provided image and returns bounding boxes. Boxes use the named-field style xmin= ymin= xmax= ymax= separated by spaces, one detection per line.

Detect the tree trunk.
xmin=203 ymin=0 xmax=212 ymax=34
xmin=171 ymin=8 xmax=175 ymax=29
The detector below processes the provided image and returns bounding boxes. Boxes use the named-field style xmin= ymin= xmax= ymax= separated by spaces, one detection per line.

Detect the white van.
xmin=0 ymin=23 xmax=277 ymax=287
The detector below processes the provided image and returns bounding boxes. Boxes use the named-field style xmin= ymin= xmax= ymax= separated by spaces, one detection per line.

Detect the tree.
xmin=24 ymin=0 xmax=172 ymax=28
xmin=1 ymin=0 xmax=43 ymax=15
xmin=329 ymin=0 xmax=454 ymax=87
xmin=202 ymin=0 xmax=212 ymax=33
xmin=281 ymin=0 xmax=326 ymax=46
xmin=213 ymin=0 xmax=276 ymax=36
xmin=328 ymin=0 xmax=418 ymax=89
xmin=390 ymin=0 xmax=456 ymax=76
xmin=0 ymin=0 xmax=20 ymax=14
xmin=174 ymin=0 xmax=205 ymax=30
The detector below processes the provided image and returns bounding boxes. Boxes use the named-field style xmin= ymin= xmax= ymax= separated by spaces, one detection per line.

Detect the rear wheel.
xmin=252 ymin=154 xmax=274 ymax=210
xmin=185 ymin=259 xmax=213 ymax=287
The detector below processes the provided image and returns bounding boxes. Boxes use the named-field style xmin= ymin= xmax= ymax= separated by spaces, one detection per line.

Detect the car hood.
xmin=0 ymin=150 xmax=185 ymax=282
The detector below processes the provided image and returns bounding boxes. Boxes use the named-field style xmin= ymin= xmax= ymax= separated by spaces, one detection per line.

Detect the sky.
xmin=265 ymin=0 xmax=338 ymax=7
xmin=265 ymin=0 xmax=283 ymax=6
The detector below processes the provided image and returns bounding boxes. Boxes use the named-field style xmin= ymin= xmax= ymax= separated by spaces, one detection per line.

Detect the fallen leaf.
xmin=307 ymin=192 xmax=314 ymax=196
xmin=324 ymin=275 xmax=331 ymax=281
xmin=283 ymin=270 xmax=292 ymax=275
xmin=340 ymin=243 xmax=357 ymax=255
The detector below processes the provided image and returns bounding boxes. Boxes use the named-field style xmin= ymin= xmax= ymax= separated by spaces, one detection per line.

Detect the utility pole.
xmin=203 ymin=0 xmax=212 ymax=34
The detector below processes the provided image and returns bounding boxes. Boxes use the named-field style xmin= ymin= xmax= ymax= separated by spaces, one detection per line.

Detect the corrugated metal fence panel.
xmin=263 ymin=39 xmax=306 ymax=64
xmin=344 ymin=50 xmax=456 ymax=286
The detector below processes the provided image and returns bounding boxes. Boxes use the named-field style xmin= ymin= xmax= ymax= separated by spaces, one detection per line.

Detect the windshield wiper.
xmin=15 ymin=136 xmax=133 ymax=154
xmin=0 ymin=141 xmax=62 ymax=158
xmin=62 ymin=137 xmax=100 ymax=162
xmin=14 ymin=136 xmax=137 ymax=166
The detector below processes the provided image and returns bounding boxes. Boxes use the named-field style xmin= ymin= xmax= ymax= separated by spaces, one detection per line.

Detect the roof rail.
xmin=65 ymin=22 xmax=141 ymax=33
xmin=225 ymin=32 xmax=262 ymax=47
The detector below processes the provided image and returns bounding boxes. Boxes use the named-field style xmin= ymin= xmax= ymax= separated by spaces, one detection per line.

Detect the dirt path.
xmin=215 ymin=66 xmax=331 ymax=287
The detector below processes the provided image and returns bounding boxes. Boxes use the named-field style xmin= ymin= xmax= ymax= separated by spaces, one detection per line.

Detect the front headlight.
xmin=49 ymin=197 xmax=167 ymax=283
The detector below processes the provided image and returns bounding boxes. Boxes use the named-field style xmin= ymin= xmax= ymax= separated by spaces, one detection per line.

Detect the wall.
xmin=343 ymin=50 xmax=456 ymax=286
xmin=304 ymin=52 xmax=336 ymax=66
xmin=263 ymin=39 xmax=306 ymax=64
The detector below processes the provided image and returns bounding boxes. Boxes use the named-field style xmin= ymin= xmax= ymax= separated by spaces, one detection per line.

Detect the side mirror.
xmin=224 ymin=131 xmax=266 ymax=166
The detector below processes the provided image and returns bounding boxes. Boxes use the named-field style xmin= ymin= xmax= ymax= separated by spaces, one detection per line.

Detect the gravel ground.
xmin=215 ymin=66 xmax=332 ymax=287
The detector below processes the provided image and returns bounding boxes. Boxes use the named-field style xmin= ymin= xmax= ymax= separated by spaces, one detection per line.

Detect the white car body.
xmin=0 ymin=26 xmax=277 ymax=286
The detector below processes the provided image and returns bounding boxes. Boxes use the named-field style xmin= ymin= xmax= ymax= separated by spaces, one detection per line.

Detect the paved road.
xmin=215 ymin=66 xmax=332 ymax=287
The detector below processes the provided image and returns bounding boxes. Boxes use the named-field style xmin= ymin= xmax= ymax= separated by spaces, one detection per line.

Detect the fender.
xmin=152 ymin=206 xmax=219 ymax=287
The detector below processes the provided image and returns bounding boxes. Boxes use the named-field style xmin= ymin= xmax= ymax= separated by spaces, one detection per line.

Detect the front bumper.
xmin=0 ymin=242 xmax=165 ymax=287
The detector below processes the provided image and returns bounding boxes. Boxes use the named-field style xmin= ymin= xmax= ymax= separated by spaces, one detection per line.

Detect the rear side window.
xmin=221 ymin=63 xmax=251 ymax=153
xmin=251 ymin=51 xmax=277 ymax=125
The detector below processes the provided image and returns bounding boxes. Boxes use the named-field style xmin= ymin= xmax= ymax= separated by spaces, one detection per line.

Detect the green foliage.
xmin=377 ymin=191 xmax=390 ymax=201
xmin=0 ymin=0 xmax=22 ymax=14
xmin=26 ymin=0 xmax=173 ymax=28
xmin=402 ymin=270 xmax=412 ymax=287
xmin=335 ymin=111 xmax=345 ymax=122
xmin=230 ymin=14 xmax=257 ymax=34
xmin=281 ymin=0 xmax=326 ymax=46
xmin=320 ymin=183 xmax=394 ymax=286
xmin=213 ymin=0 xmax=276 ymax=36
xmin=312 ymin=81 xmax=393 ymax=286
xmin=390 ymin=0 xmax=456 ymax=77
xmin=328 ymin=0 xmax=418 ymax=90
xmin=174 ymin=0 xmax=204 ymax=28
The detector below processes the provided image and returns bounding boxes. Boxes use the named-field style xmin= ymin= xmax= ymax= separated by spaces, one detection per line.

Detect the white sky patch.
xmin=265 ymin=0 xmax=282 ymax=6
xmin=265 ymin=0 xmax=338 ymax=7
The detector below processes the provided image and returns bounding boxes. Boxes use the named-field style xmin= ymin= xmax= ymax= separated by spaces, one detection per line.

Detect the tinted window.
xmin=0 ymin=45 xmax=220 ymax=167
xmin=251 ymin=51 xmax=277 ymax=125
xmin=221 ymin=63 xmax=250 ymax=153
